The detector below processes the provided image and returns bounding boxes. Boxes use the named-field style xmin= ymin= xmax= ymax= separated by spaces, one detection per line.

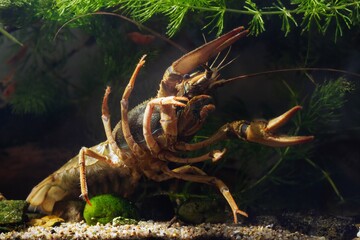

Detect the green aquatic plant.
xmin=40 ymin=0 xmax=360 ymax=38
xmin=2 ymin=0 xmax=360 ymax=38
xmin=1 ymin=0 xmax=147 ymax=115
xmin=291 ymin=77 xmax=354 ymax=134
xmin=1 ymin=0 xmax=359 ymax=115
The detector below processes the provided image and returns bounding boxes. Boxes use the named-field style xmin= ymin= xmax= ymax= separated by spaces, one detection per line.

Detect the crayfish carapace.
xmin=26 ymin=26 xmax=313 ymax=223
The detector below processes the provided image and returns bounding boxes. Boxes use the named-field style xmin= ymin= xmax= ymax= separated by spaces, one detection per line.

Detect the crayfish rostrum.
xmin=26 ymin=26 xmax=313 ymax=223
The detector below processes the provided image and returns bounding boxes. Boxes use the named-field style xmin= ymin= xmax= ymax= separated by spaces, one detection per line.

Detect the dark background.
xmin=0 ymin=16 xmax=359 ymax=218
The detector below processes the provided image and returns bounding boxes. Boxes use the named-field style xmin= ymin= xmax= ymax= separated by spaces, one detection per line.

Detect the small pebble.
xmin=0 ymin=220 xmax=324 ymax=239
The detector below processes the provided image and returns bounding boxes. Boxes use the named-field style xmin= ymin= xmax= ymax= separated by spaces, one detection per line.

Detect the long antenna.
xmin=210 ymin=68 xmax=360 ymax=89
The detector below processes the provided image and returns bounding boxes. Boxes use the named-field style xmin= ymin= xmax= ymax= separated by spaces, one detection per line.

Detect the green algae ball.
xmin=83 ymin=194 xmax=138 ymax=225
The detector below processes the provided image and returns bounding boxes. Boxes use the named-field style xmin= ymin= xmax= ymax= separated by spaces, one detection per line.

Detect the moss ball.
xmin=83 ymin=194 xmax=138 ymax=225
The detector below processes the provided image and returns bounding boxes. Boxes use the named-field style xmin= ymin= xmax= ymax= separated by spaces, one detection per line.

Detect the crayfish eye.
xmin=183 ymin=74 xmax=191 ymax=79
xmin=205 ymin=70 xmax=212 ymax=79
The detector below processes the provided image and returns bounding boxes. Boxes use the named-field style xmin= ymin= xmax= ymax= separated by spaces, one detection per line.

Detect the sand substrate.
xmin=0 ymin=220 xmax=325 ymax=240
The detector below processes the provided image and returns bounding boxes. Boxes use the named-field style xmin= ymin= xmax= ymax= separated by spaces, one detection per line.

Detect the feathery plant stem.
xmin=117 ymin=0 xmax=360 ymax=38
xmin=304 ymin=157 xmax=345 ymax=202
xmin=240 ymin=147 xmax=290 ymax=193
xmin=5 ymin=0 xmax=355 ymax=39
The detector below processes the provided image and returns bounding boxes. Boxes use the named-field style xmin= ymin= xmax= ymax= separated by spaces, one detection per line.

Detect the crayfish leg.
xmin=101 ymin=86 xmax=131 ymax=163
xmin=120 ymin=55 xmax=147 ymax=157
xmin=159 ymin=148 xmax=226 ymax=163
xmin=78 ymin=146 xmax=117 ymax=206
xmin=143 ymin=96 xmax=188 ymax=155
xmin=161 ymin=165 xmax=248 ymax=223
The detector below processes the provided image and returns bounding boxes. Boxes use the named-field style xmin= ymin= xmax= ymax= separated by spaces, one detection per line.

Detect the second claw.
xmin=236 ymin=106 xmax=314 ymax=147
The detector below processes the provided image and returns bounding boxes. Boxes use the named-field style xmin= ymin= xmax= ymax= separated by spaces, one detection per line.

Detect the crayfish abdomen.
xmin=113 ymin=100 xmax=162 ymax=148
xmin=26 ymin=142 xmax=139 ymax=213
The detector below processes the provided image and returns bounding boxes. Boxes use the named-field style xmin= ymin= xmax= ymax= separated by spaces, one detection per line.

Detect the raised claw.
xmin=158 ymin=27 xmax=249 ymax=97
xmin=172 ymin=26 xmax=249 ymax=75
xmin=243 ymin=106 xmax=314 ymax=147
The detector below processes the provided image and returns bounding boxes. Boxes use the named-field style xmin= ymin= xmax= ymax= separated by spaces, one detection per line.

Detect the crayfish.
xmin=26 ymin=26 xmax=313 ymax=223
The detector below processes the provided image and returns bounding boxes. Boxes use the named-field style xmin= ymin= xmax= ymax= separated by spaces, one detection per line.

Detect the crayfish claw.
xmin=267 ymin=135 xmax=314 ymax=147
xmin=157 ymin=27 xmax=248 ymax=97
xmin=242 ymin=106 xmax=314 ymax=147
xmin=172 ymin=26 xmax=248 ymax=75
xmin=266 ymin=105 xmax=302 ymax=132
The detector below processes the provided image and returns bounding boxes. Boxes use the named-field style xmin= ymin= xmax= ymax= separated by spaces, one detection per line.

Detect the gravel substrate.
xmin=0 ymin=221 xmax=324 ymax=240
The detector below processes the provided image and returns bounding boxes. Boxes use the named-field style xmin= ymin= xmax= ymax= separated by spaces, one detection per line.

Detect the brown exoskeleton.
xmin=26 ymin=26 xmax=313 ymax=223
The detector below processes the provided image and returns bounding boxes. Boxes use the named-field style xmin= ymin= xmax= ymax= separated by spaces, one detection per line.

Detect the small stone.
xmin=28 ymin=215 xmax=64 ymax=227
xmin=53 ymin=200 xmax=85 ymax=222
xmin=0 ymin=200 xmax=28 ymax=225
xmin=112 ymin=216 xmax=138 ymax=225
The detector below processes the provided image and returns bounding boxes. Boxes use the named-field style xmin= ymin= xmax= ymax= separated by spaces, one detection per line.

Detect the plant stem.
xmin=0 ymin=25 xmax=24 ymax=46
xmin=173 ymin=2 xmax=359 ymax=17
xmin=240 ymin=147 xmax=290 ymax=193
xmin=304 ymin=157 xmax=345 ymax=202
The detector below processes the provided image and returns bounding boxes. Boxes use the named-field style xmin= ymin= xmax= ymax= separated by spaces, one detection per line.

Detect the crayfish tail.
xmin=26 ymin=174 xmax=69 ymax=214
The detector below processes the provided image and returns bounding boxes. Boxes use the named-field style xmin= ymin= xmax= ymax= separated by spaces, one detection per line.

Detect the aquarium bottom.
xmin=1 ymin=214 xmax=358 ymax=240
